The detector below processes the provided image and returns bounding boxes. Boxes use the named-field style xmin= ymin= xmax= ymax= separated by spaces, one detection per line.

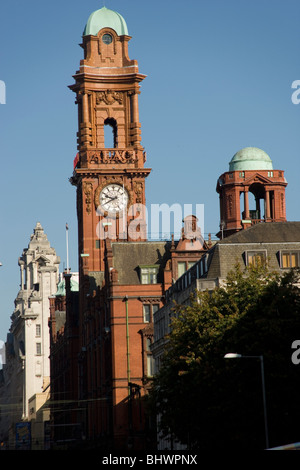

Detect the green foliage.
xmin=149 ymin=263 xmax=300 ymax=450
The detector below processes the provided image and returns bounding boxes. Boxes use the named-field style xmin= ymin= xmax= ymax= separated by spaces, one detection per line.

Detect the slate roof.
xmin=218 ymin=222 xmax=300 ymax=244
xmin=111 ymin=241 xmax=172 ymax=284
xmin=206 ymin=222 xmax=300 ymax=280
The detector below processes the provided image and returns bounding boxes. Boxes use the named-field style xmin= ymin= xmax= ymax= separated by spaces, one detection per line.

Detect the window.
xmin=143 ymin=304 xmax=151 ymax=323
xmin=139 ymin=330 xmax=155 ymax=378
xmin=146 ymin=337 xmax=155 ymax=376
xmin=178 ymin=262 xmax=186 ymax=278
xmin=147 ymin=355 xmax=155 ymax=377
xmin=247 ymin=251 xmax=266 ymax=267
xmin=152 ymin=304 xmax=160 ymax=315
xmin=178 ymin=261 xmax=195 ymax=279
xmin=143 ymin=303 xmax=160 ymax=323
xmin=36 ymin=324 xmax=41 ymax=337
xmin=104 ymin=117 xmax=117 ymax=148
xmin=36 ymin=343 xmax=41 ymax=356
xmin=281 ymin=252 xmax=299 ymax=268
xmin=102 ymin=33 xmax=113 ymax=45
xmin=140 ymin=266 xmax=158 ymax=284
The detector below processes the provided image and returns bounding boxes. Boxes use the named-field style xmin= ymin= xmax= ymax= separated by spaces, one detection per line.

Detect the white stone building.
xmin=0 ymin=223 xmax=60 ymax=448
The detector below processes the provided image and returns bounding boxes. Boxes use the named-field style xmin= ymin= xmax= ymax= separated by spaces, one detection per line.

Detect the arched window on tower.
xmin=104 ymin=118 xmax=118 ymax=148
xmin=240 ymin=183 xmax=266 ymax=222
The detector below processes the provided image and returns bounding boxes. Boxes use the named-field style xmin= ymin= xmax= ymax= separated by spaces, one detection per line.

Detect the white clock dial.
xmin=99 ymin=184 xmax=128 ymax=214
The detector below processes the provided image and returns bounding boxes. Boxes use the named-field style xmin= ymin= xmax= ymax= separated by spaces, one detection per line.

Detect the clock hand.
xmin=103 ymin=195 xmax=118 ymax=202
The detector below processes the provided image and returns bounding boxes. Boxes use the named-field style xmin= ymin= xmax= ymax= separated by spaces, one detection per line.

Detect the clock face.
xmin=99 ymin=184 xmax=128 ymax=214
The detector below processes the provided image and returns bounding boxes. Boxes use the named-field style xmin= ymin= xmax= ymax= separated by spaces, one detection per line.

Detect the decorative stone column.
xmin=265 ymin=190 xmax=271 ymax=219
xmin=79 ymin=92 xmax=92 ymax=148
xmin=243 ymin=188 xmax=250 ymax=219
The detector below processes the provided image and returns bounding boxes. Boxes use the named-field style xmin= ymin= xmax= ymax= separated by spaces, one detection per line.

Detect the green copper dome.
xmin=83 ymin=6 xmax=128 ymax=37
xmin=229 ymin=147 xmax=273 ymax=172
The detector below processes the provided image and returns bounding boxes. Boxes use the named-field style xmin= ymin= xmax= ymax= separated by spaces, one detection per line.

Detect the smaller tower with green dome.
xmin=216 ymin=147 xmax=288 ymax=238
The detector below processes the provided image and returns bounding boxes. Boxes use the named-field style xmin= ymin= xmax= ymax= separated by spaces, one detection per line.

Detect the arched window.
xmin=104 ymin=118 xmax=117 ymax=148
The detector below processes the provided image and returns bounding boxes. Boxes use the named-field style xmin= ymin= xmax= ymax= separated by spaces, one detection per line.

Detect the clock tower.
xmin=70 ymin=6 xmax=151 ymax=273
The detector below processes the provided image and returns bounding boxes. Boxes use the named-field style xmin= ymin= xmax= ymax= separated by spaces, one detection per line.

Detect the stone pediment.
xmin=35 ymin=254 xmax=51 ymax=266
xmin=244 ymin=172 xmax=273 ymax=185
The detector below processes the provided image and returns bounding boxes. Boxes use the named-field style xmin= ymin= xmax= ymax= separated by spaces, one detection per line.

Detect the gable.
xmin=244 ymin=172 xmax=273 ymax=186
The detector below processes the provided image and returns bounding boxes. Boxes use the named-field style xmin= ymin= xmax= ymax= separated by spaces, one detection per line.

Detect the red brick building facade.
xmin=49 ymin=7 xmax=208 ymax=450
xmin=49 ymin=7 xmax=290 ymax=451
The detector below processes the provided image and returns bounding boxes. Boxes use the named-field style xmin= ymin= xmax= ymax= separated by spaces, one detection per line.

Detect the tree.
xmin=149 ymin=263 xmax=300 ymax=450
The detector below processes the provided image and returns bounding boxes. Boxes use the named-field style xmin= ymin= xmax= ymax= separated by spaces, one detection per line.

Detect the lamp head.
xmin=224 ymin=353 xmax=242 ymax=359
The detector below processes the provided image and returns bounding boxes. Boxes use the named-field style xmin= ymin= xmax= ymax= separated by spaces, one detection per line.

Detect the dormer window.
xmin=246 ymin=250 xmax=267 ymax=267
xmin=139 ymin=266 xmax=158 ymax=284
xmin=281 ymin=251 xmax=299 ymax=268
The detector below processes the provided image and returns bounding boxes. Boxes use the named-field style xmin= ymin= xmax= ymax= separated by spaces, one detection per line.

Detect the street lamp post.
xmin=224 ymin=353 xmax=269 ymax=449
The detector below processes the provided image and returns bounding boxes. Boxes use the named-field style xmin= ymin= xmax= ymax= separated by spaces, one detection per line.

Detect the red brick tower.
xmin=65 ymin=6 xmax=208 ymax=451
xmin=68 ymin=6 xmax=155 ymax=450
xmin=70 ymin=6 xmax=151 ymax=274
xmin=216 ymin=147 xmax=288 ymax=238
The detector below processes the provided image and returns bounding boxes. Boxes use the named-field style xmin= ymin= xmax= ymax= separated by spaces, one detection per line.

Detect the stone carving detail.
xmin=87 ymin=149 xmax=136 ymax=164
xmin=83 ymin=182 xmax=93 ymax=214
xmin=139 ymin=297 xmax=161 ymax=304
xmin=96 ymin=91 xmax=123 ymax=106
xmin=133 ymin=182 xmax=143 ymax=203
xmin=105 ymin=176 xmax=123 ymax=184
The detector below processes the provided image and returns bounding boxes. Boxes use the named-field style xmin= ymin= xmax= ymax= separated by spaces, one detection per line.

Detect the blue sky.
xmin=0 ymin=0 xmax=299 ymax=340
